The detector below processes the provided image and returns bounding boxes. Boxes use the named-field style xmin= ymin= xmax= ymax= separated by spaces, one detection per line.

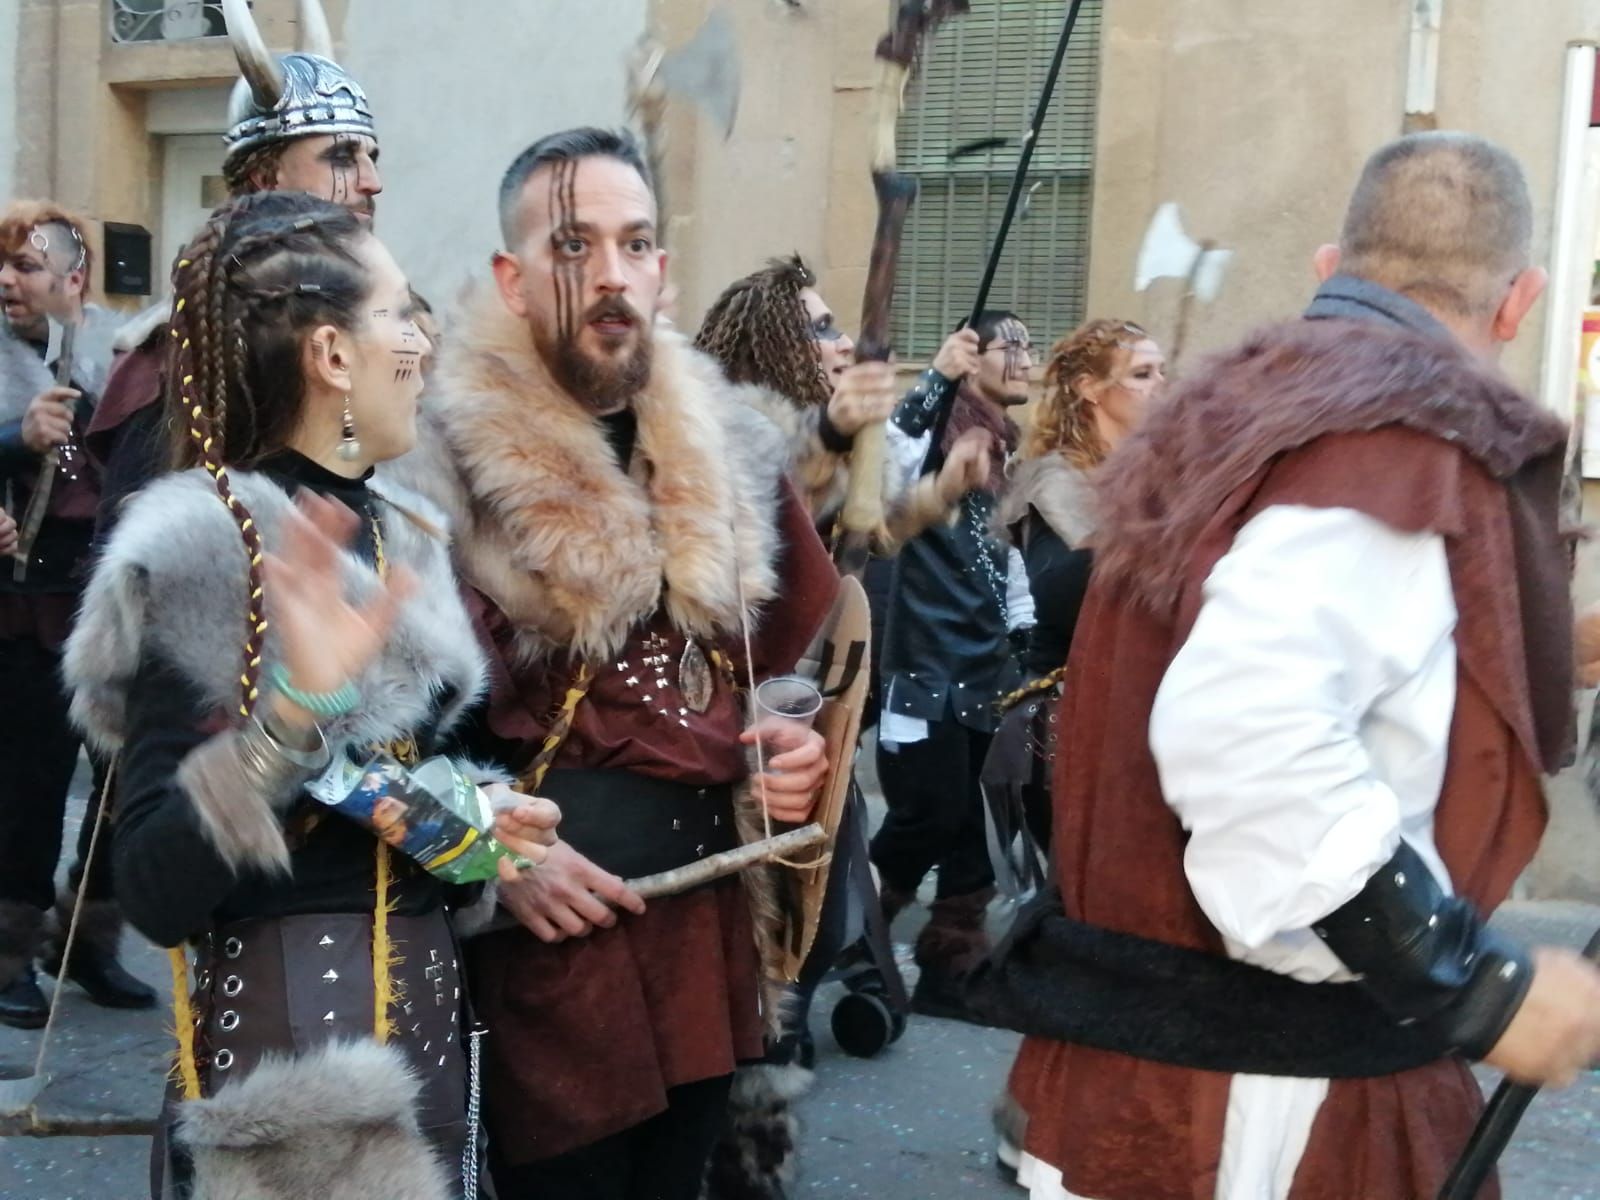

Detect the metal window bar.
xmin=110 ymin=0 xmax=229 ymax=44
xmin=893 ymin=0 xmax=1104 ymax=358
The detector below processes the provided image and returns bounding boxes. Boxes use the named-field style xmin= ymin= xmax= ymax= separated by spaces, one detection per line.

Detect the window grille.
xmin=892 ymin=0 xmax=1103 ymax=358
xmin=110 ymin=0 xmax=230 ymax=44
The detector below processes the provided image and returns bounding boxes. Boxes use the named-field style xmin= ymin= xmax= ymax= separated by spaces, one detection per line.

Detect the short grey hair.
xmin=1339 ymin=131 xmax=1533 ymax=318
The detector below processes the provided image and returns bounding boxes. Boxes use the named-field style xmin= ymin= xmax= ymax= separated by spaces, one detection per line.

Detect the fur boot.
xmin=910 ymin=887 xmax=997 ymax=1024
xmin=176 ymin=1039 xmax=453 ymax=1200
xmin=701 ymin=1060 xmax=814 ymax=1200
xmin=39 ymin=889 xmax=157 ymax=1009
xmin=0 ymin=900 xmax=44 ymax=990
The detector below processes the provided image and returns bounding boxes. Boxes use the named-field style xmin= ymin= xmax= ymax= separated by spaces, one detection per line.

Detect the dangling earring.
xmin=337 ymin=393 xmax=362 ymax=462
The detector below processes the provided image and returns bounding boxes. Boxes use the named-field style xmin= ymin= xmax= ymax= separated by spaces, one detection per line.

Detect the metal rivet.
xmin=214 ymin=1049 xmax=234 ymax=1071
xmin=322 ymin=1010 xmax=336 ymax=1024
xmin=222 ymin=975 xmax=244 ymax=998
xmin=1428 ymin=915 xmax=1439 ymax=928
xmin=438 ymin=1055 xmax=447 ymax=1068
xmin=430 ymin=949 xmax=440 ymax=963
xmin=696 ymin=843 xmax=706 ymax=856
xmin=672 ymin=818 xmax=682 ymax=831
xmin=322 ymin=969 xmax=339 ymax=983
xmin=1500 ymin=962 xmax=1518 ymax=980
xmin=223 ymin=937 xmax=243 ymax=959
xmin=318 ymin=935 xmax=335 ymax=947
xmin=219 ymin=1010 xmax=240 ymax=1032
xmin=1394 ymin=872 xmax=1407 ymax=887
xmin=196 ymin=970 xmax=213 ymax=991
xmin=423 ymin=1041 xmax=432 ymax=1053
xmin=435 ymin=993 xmax=444 ymax=1006
xmin=447 ymin=1031 xmax=455 ymax=1043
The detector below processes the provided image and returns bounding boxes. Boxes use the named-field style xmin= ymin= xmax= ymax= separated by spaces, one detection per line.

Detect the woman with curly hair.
xmin=1000 ymin=318 xmax=1166 ymax=677
xmin=696 ymin=253 xmax=988 ymax=535
xmin=989 ymin=318 xmax=1164 ymax=1189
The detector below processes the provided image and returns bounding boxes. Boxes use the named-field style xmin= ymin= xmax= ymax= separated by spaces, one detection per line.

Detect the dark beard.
xmin=535 ymin=300 xmax=653 ymax=414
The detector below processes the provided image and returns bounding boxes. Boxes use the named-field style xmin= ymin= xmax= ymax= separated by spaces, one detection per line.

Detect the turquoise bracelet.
xmin=268 ymin=664 xmax=361 ymax=719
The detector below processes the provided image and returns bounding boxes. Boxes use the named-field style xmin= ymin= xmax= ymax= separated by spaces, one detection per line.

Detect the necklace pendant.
xmin=679 ymin=640 xmax=713 ymax=713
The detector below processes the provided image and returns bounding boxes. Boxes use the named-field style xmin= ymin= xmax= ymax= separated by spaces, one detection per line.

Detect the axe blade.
xmin=656 ymin=6 xmax=741 ymax=140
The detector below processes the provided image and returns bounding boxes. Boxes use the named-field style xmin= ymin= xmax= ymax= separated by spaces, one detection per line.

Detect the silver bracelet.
xmin=251 ymin=712 xmax=331 ymax=770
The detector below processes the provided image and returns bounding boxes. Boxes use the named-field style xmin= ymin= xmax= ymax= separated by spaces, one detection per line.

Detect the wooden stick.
xmin=626 ymin=824 xmax=828 ymax=900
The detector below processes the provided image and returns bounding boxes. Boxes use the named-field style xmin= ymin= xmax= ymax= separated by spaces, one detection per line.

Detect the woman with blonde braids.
xmin=62 ymin=191 xmax=559 ymax=1200
xmin=987 ymin=318 xmax=1164 ymax=1190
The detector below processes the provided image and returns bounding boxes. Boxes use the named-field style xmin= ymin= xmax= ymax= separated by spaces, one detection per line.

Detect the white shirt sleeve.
xmin=884 ymin=420 xmax=930 ymax=503
xmin=1006 ymin=545 xmax=1035 ymax=631
xmin=1149 ymin=505 xmax=1457 ymax=956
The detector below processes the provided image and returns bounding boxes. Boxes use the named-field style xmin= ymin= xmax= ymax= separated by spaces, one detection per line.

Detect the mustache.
xmin=582 ymin=297 xmax=643 ymax=328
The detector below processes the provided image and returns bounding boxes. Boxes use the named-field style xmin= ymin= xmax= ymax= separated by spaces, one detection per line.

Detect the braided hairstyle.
xmin=164 ymin=190 xmax=370 ymax=717
xmin=695 ymin=253 xmax=832 ymax=410
xmin=221 ymin=140 xmax=291 ymax=198
xmin=1025 ymin=318 xmax=1150 ymax=471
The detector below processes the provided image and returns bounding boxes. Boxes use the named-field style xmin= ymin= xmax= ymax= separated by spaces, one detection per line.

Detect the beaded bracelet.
xmin=268 ymin=664 xmax=361 ymax=719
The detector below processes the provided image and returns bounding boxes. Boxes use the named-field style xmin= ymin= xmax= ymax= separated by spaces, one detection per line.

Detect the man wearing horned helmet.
xmin=87 ymin=0 xmax=384 ymax=521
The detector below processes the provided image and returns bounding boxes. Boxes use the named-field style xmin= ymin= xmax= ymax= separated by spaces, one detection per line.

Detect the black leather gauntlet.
xmin=892 ymin=367 xmax=959 ymax=438
xmin=1311 ymin=840 xmax=1531 ymax=1060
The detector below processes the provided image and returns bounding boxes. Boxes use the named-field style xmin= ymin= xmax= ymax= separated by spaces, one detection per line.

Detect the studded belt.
xmin=537 ymin=769 xmax=739 ymax=881
xmin=195 ymin=910 xmax=470 ymax=1170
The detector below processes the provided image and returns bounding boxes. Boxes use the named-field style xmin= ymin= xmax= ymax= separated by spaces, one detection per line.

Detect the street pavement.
xmin=2 ymin=794 xmax=1597 ymax=1198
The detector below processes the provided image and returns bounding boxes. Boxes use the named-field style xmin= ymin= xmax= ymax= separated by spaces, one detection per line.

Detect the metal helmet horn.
xmin=221 ymin=0 xmax=375 ymax=161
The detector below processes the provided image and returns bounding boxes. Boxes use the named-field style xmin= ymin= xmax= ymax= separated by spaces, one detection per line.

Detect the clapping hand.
xmin=262 ymin=492 xmax=416 ymax=730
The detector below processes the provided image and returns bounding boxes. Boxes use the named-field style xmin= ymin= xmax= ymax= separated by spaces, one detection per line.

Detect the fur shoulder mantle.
xmin=64 ymin=467 xmax=486 ymax=754
xmin=1094 ymin=315 xmax=1566 ymax=609
xmin=999 ymin=453 xmax=1096 ymax=547
xmin=0 ymin=303 xmax=123 ymax=423
xmin=397 ymin=286 xmax=792 ymax=662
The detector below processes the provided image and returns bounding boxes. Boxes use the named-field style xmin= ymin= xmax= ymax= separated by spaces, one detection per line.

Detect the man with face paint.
xmin=869 ymin=311 xmax=1039 ymax=1024
xmin=86 ymin=0 xmax=383 ymax=535
xmin=0 ymin=203 xmax=141 ymax=1027
xmin=400 ymin=128 xmax=842 ymax=1200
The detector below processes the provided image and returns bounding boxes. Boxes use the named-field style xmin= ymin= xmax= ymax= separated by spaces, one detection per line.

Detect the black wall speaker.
xmin=103 ymin=222 xmax=152 ymax=296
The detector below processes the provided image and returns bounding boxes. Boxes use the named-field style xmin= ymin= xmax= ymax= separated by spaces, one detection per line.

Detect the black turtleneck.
xmin=111 ymin=452 xmax=449 ymax=948
xmin=257 ymin=450 xmax=380 ymax=562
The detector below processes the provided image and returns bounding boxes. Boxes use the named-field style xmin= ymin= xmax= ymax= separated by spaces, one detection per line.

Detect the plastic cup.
xmin=747 ymin=674 xmax=823 ymax=775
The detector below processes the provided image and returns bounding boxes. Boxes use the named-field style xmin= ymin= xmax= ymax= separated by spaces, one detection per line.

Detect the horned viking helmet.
xmin=221 ymin=0 xmax=376 ymax=161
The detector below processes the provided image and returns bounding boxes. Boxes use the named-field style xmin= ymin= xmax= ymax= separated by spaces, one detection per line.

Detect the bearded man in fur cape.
xmin=398 ymin=127 xmax=839 ymax=1200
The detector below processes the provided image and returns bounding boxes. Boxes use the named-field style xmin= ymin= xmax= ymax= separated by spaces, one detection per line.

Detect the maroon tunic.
xmin=1011 ymin=314 xmax=1571 ymax=1200
xmin=468 ymin=484 xmax=838 ymax=1163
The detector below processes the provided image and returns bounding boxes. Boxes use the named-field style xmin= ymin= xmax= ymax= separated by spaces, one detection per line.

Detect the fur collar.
xmin=1094 ymin=316 xmax=1566 ymax=610
xmin=0 ymin=304 xmax=122 ymax=423
xmin=397 ymin=285 xmax=789 ymax=663
xmin=64 ymin=468 xmax=486 ymax=756
xmin=113 ymin=297 xmax=172 ymax=353
xmin=999 ymin=454 xmax=1096 ymax=547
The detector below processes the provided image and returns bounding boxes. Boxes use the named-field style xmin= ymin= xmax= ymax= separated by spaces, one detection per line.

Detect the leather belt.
xmin=538 ymin=768 xmax=739 ymax=882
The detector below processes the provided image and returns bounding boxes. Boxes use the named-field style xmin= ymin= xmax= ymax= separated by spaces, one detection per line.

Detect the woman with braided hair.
xmin=985 ymin=318 xmax=1164 ymax=1190
xmin=696 ymin=253 xmax=989 ymax=536
xmin=61 ymin=191 xmax=559 ymax=1200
